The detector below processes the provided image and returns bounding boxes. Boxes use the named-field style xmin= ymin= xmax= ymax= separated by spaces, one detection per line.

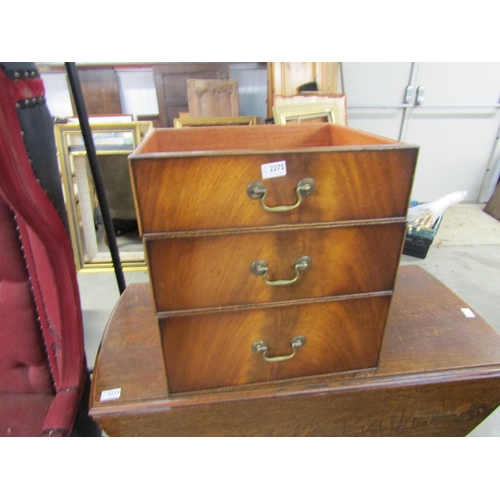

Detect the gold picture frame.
xmin=54 ymin=121 xmax=152 ymax=272
xmin=273 ymin=93 xmax=347 ymax=125
xmin=173 ymin=116 xmax=258 ymax=128
xmin=273 ymin=102 xmax=339 ymax=125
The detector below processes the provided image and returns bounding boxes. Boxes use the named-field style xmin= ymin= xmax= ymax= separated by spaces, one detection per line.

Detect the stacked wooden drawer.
xmin=129 ymin=123 xmax=417 ymax=394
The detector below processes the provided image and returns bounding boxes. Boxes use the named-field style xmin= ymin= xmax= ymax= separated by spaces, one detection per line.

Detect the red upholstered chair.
xmin=0 ymin=62 xmax=99 ymax=436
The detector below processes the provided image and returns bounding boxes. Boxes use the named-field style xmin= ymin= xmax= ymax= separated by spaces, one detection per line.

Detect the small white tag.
xmin=461 ymin=308 xmax=476 ymax=318
xmin=261 ymin=160 xmax=287 ymax=179
xmin=100 ymin=388 xmax=121 ymax=402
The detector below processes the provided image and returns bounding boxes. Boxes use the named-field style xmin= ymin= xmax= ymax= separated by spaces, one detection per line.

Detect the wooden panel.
xmin=89 ymin=267 xmax=500 ymax=436
xmin=90 ymin=283 xmax=168 ymax=403
xmin=77 ymin=68 xmax=122 ymax=115
xmin=160 ymin=295 xmax=391 ymax=393
xmin=146 ymin=223 xmax=405 ymax=313
xmin=187 ymin=79 xmax=239 ymax=117
xmin=130 ymin=147 xmax=417 ymax=233
xmin=267 ymin=62 xmax=339 ymax=117
xmin=153 ymin=63 xmax=229 ymax=127
xmin=94 ymin=375 xmax=500 ymax=437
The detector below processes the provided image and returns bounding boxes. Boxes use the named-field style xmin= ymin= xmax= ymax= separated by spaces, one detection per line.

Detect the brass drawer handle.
xmin=252 ymin=335 xmax=307 ymax=363
xmin=250 ymin=256 xmax=312 ymax=286
xmin=246 ymin=178 xmax=315 ymax=212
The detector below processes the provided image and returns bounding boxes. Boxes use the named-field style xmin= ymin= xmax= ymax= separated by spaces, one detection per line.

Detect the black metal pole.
xmin=65 ymin=62 xmax=126 ymax=295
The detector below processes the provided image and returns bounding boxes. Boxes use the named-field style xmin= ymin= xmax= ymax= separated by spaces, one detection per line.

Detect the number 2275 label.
xmin=261 ymin=160 xmax=287 ymax=179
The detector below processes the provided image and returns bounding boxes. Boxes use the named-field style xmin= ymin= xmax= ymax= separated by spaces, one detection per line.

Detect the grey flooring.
xmin=78 ymin=203 xmax=500 ymax=437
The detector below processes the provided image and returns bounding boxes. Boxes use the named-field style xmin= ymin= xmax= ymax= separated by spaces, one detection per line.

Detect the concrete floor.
xmin=77 ymin=203 xmax=500 ymax=437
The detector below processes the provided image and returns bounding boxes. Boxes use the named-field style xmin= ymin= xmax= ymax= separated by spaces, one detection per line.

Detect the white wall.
xmin=41 ymin=72 xmax=74 ymax=118
xmin=341 ymin=62 xmax=500 ymax=202
xmin=40 ymin=62 xmax=500 ymax=203
xmin=116 ymin=69 xmax=159 ymax=117
xmin=229 ymin=62 xmax=267 ymax=118
xmin=40 ymin=63 xmax=267 ymax=121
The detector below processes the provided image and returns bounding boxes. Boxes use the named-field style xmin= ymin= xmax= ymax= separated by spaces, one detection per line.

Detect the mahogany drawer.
xmin=129 ymin=124 xmax=417 ymax=233
xmin=159 ymin=294 xmax=392 ymax=394
xmin=146 ymin=222 xmax=406 ymax=314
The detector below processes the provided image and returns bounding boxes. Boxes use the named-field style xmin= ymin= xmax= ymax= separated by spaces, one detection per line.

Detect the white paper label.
xmin=100 ymin=388 xmax=121 ymax=402
xmin=461 ymin=308 xmax=476 ymax=318
xmin=261 ymin=160 xmax=287 ymax=179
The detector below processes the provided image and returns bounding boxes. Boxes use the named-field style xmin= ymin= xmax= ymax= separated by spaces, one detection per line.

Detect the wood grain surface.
xmin=187 ymin=79 xmax=239 ymax=118
xmin=153 ymin=63 xmax=229 ymax=127
xmin=160 ymin=295 xmax=392 ymax=393
xmin=77 ymin=68 xmax=122 ymax=116
xmin=130 ymin=128 xmax=417 ymax=233
xmin=131 ymin=151 xmax=416 ymax=233
xmin=89 ymin=266 xmax=500 ymax=436
xmin=146 ymin=222 xmax=406 ymax=313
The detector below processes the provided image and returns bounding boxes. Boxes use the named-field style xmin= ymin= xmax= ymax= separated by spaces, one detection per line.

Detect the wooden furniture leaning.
xmin=89 ymin=266 xmax=500 ymax=436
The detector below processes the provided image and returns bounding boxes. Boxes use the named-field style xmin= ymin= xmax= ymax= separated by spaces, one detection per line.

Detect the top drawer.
xmin=129 ymin=124 xmax=418 ymax=233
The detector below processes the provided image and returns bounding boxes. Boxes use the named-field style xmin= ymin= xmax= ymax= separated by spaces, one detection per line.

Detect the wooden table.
xmin=90 ymin=266 xmax=500 ymax=436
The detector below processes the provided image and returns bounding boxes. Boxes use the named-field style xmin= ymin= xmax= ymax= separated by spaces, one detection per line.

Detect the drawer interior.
xmin=134 ymin=123 xmax=401 ymax=155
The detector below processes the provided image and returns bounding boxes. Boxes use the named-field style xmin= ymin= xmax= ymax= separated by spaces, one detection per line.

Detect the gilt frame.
xmin=173 ymin=116 xmax=258 ymax=128
xmin=54 ymin=121 xmax=152 ymax=272
xmin=273 ymin=103 xmax=338 ymax=125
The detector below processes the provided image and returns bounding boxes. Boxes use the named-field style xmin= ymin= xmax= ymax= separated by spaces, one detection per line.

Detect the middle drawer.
xmin=146 ymin=222 xmax=406 ymax=314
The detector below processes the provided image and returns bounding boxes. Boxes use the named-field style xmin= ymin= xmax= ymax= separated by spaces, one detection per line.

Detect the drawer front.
xmin=160 ymin=295 xmax=392 ymax=393
xmin=146 ymin=222 xmax=405 ymax=313
xmin=130 ymin=149 xmax=416 ymax=233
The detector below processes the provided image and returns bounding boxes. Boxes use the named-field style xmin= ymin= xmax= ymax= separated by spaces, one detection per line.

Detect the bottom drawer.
xmin=160 ymin=294 xmax=392 ymax=394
